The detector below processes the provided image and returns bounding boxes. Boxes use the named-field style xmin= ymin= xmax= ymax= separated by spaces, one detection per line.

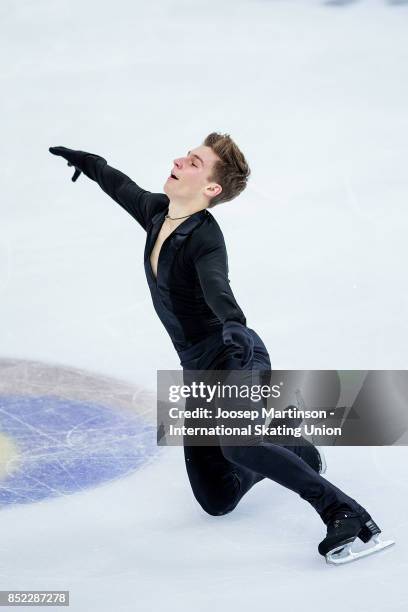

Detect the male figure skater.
xmin=49 ymin=133 xmax=394 ymax=564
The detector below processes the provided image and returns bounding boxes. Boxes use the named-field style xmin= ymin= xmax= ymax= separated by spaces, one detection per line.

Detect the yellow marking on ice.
xmin=0 ymin=432 xmax=20 ymax=479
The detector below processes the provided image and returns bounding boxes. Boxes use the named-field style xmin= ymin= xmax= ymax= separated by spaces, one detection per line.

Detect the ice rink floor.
xmin=1 ymin=0 xmax=408 ymax=610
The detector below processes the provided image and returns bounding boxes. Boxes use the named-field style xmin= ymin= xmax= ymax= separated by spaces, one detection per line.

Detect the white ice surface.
xmin=1 ymin=0 xmax=408 ymax=610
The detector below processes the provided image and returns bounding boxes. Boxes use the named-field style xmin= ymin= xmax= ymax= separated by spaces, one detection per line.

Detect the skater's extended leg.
xmin=219 ymin=440 xmax=363 ymax=523
xmin=214 ymin=350 xmax=364 ymax=524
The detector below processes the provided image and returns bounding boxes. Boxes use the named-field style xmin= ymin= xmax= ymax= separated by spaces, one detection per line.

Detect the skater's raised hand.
xmin=49 ymin=145 xmax=166 ymax=230
xmin=222 ymin=320 xmax=254 ymax=368
xmin=49 ymin=146 xmax=85 ymax=182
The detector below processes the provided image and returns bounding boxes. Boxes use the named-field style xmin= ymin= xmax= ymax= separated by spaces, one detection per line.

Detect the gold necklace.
xmin=165 ymin=213 xmax=193 ymax=221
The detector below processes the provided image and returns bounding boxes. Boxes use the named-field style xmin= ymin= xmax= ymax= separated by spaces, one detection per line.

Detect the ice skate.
xmin=319 ymin=509 xmax=395 ymax=565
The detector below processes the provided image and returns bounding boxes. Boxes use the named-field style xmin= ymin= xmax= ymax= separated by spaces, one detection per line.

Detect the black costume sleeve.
xmin=193 ymin=239 xmax=247 ymax=327
xmin=77 ymin=152 xmax=168 ymax=231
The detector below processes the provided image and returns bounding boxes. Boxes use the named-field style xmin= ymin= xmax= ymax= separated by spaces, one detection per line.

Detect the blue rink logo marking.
xmin=0 ymin=360 xmax=160 ymax=508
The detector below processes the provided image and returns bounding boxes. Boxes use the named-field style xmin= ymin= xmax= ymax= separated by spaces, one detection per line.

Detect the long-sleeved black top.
xmin=77 ymin=152 xmax=247 ymax=353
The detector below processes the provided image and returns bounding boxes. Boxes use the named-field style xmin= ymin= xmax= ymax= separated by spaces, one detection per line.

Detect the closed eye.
xmin=187 ymin=151 xmax=202 ymax=168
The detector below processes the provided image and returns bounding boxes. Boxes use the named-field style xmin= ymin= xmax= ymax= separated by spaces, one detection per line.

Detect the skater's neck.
xmin=167 ymin=197 xmax=208 ymax=221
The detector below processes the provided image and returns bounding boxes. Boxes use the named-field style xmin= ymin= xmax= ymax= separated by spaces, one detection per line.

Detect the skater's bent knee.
xmin=193 ymin=480 xmax=240 ymax=517
xmin=194 ymin=492 xmax=237 ymax=516
xmin=202 ymin=503 xmax=234 ymax=517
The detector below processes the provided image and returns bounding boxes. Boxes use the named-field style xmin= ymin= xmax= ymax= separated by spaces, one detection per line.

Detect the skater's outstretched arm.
xmin=49 ymin=146 xmax=168 ymax=231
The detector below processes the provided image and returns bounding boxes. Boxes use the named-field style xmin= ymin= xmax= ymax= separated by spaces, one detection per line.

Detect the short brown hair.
xmin=203 ymin=132 xmax=251 ymax=207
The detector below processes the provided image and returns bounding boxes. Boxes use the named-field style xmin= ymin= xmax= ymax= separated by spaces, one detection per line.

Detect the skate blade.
xmin=326 ymin=536 xmax=396 ymax=565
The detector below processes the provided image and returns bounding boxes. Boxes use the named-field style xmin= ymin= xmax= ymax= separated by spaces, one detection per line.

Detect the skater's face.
xmin=164 ymin=145 xmax=222 ymax=205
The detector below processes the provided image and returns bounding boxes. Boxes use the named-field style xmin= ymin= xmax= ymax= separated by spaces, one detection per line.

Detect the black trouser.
xmin=179 ymin=329 xmax=365 ymax=524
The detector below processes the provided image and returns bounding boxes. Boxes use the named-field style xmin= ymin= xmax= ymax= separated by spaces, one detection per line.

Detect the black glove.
xmin=222 ymin=320 xmax=254 ymax=368
xmin=49 ymin=146 xmax=89 ymax=182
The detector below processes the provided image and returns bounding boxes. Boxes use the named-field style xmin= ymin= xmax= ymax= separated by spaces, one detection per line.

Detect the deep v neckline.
xmin=147 ymin=208 xmax=208 ymax=286
xmin=149 ymin=220 xmax=174 ymax=283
